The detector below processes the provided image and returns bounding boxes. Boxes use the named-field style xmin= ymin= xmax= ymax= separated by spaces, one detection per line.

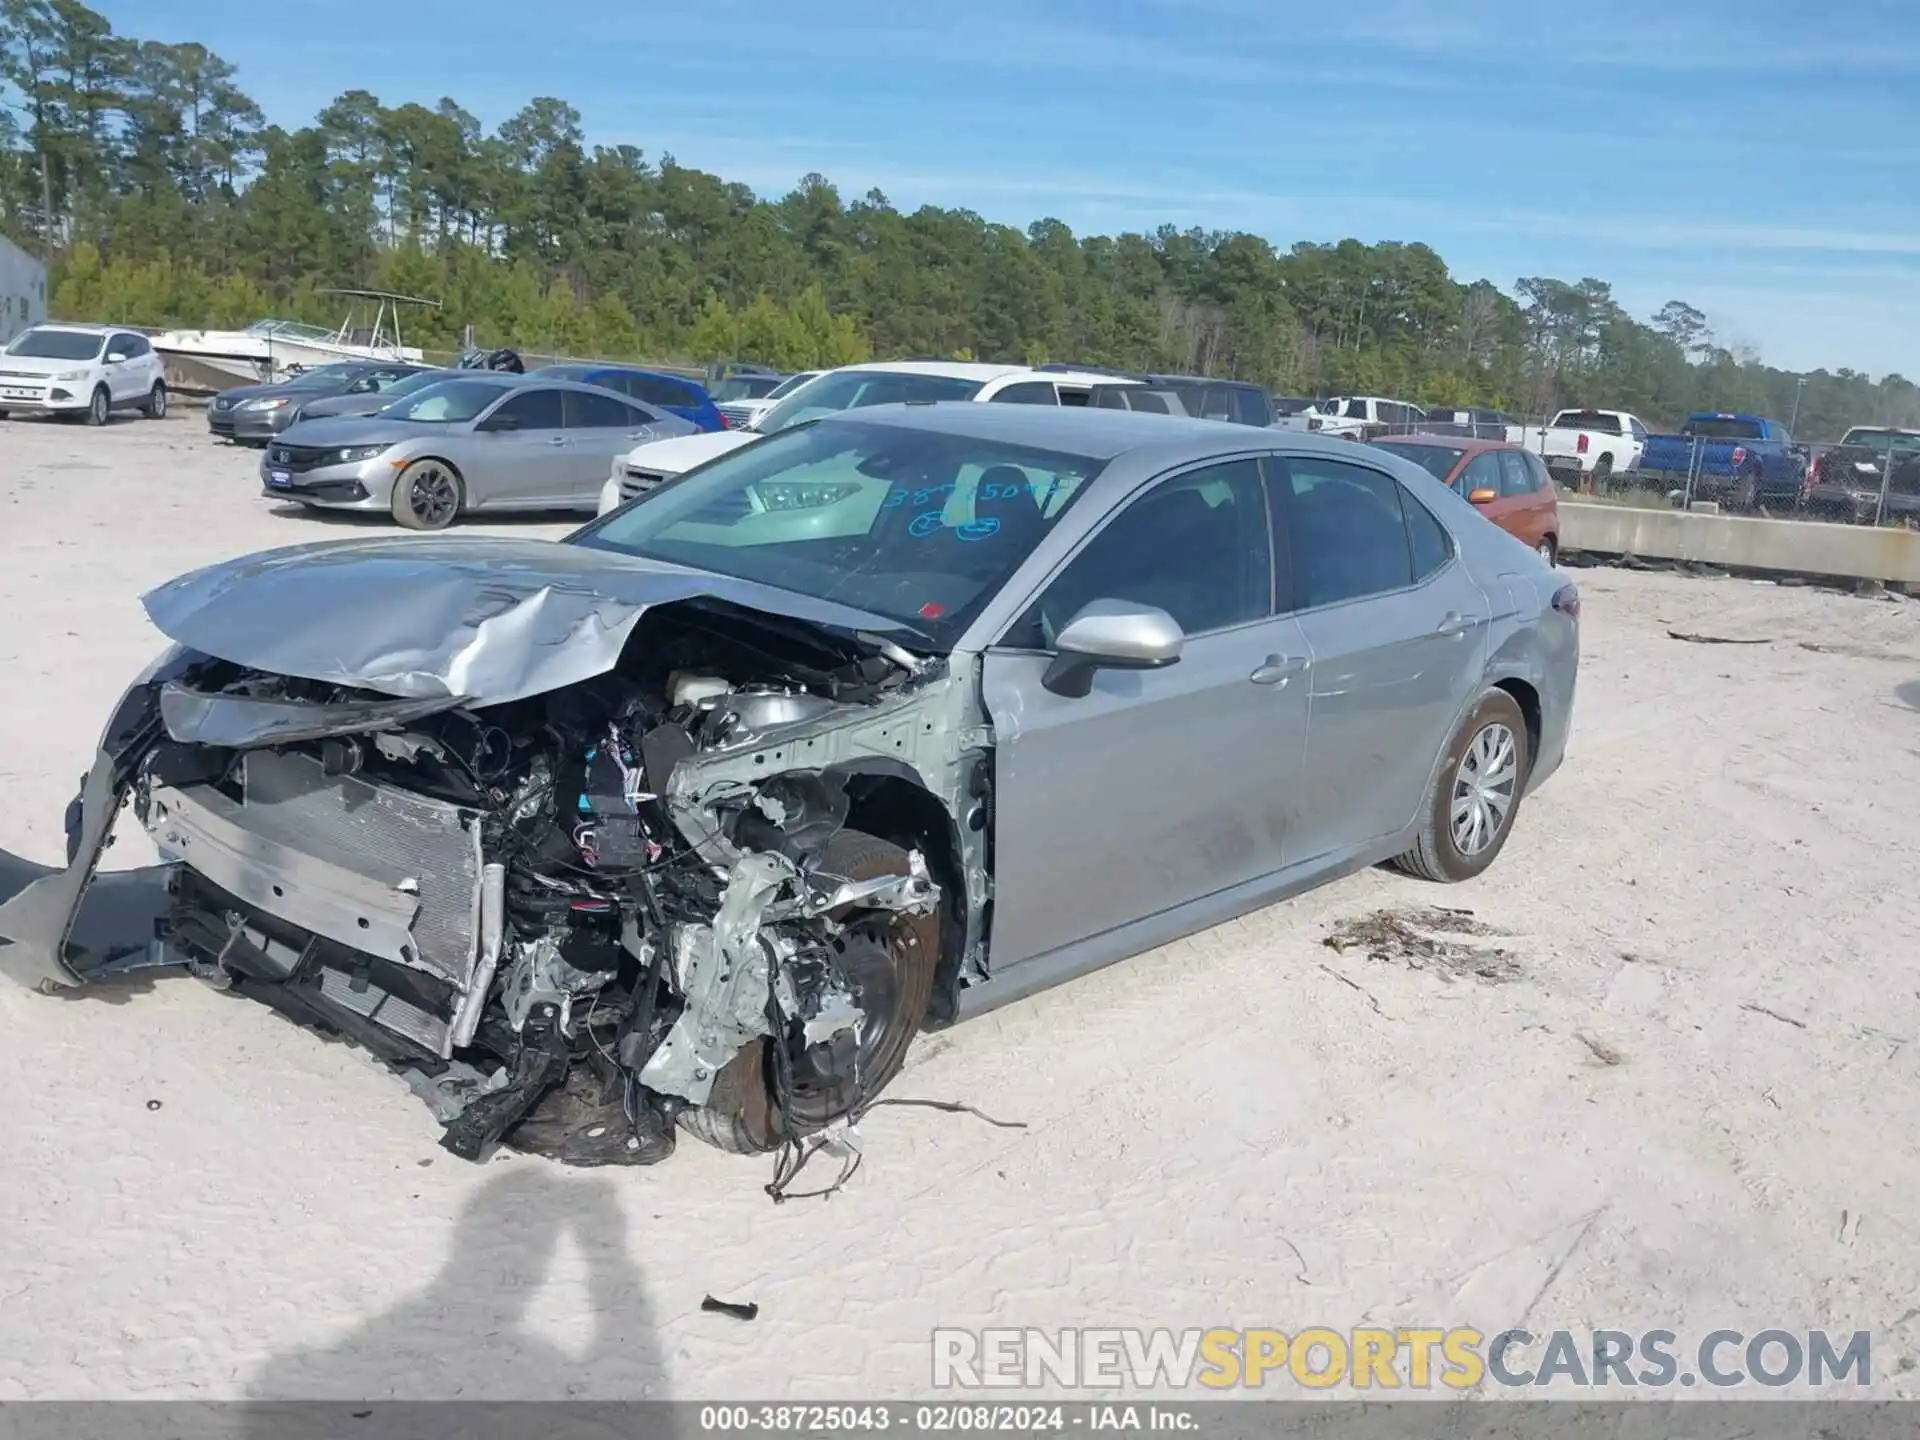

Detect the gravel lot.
xmin=3 ymin=411 xmax=1919 ymax=1401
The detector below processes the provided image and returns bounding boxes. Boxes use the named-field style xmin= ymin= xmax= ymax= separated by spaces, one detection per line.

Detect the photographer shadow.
xmin=241 ymin=1164 xmax=680 ymax=1440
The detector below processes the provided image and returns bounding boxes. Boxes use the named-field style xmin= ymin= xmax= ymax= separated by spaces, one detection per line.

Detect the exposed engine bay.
xmin=34 ymin=598 xmax=990 ymax=1169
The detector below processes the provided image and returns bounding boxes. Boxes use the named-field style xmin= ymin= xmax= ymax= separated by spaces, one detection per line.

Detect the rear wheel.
xmin=1536 ymin=534 xmax=1557 ymax=566
xmin=1392 ymin=689 xmax=1531 ymax=884
xmin=1737 ymin=466 xmax=1761 ymax=511
xmin=143 ymin=382 xmax=168 ymax=420
xmin=389 ymin=459 xmax=463 ymax=530
xmin=681 ymin=830 xmax=940 ymax=1155
xmin=1591 ymin=455 xmax=1613 ymax=493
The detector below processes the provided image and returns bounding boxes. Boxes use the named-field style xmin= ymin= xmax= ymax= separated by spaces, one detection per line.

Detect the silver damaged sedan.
xmin=259 ymin=373 xmax=696 ymax=529
xmin=1 ymin=404 xmax=1576 ymax=1171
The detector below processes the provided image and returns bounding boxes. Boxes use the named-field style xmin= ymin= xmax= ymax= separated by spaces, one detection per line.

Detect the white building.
xmin=0 ymin=236 xmax=48 ymax=347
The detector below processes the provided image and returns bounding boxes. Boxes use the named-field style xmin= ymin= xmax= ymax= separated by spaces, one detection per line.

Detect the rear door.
xmin=981 ymin=456 xmax=1312 ymax=974
xmin=563 ymin=389 xmax=661 ymax=505
xmin=1277 ymin=452 xmax=1491 ymax=863
xmin=107 ymin=333 xmax=146 ymax=402
xmin=469 ymin=386 xmax=571 ymax=505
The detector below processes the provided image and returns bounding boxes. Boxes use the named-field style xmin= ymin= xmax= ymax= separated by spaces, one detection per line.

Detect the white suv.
xmin=597 ymin=361 xmax=1138 ymax=515
xmin=0 ymin=323 xmax=169 ymax=424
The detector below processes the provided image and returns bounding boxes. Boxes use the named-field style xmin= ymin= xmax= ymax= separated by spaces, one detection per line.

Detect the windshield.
xmin=5 ymin=328 xmax=105 ymax=361
xmin=370 ymin=369 xmax=447 ymax=402
xmin=1377 ymin=441 xmax=1466 ymax=481
xmin=576 ymin=418 xmax=1105 ymax=647
xmin=386 ymin=378 xmax=512 ymax=423
xmin=283 ymin=363 xmax=366 ymax=388
xmin=710 ymin=374 xmax=782 ymax=401
xmin=753 ymin=370 xmax=986 ymax=435
xmin=527 ymin=364 xmax=593 ymax=381
xmin=763 ymin=371 xmax=819 ymax=401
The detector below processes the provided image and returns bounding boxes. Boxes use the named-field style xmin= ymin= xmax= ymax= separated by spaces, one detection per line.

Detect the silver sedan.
xmin=3 ymin=404 xmax=1576 ymax=1166
xmin=259 ymin=374 xmax=697 ymax=529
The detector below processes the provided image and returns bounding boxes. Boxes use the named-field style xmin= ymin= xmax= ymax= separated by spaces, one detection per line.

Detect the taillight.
xmin=1576 ymin=433 xmax=1589 ymax=454
xmin=1552 ymin=583 xmax=1581 ymax=618
xmin=1730 ymin=445 xmax=1747 ymax=465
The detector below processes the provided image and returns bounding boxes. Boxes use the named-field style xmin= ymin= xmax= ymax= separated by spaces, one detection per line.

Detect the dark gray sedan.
xmin=3 ymin=403 xmax=1578 ymax=1170
xmin=207 ymin=360 xmax=434 ymax=443
xmin=290 ymin=366 xmax=461 ymax=424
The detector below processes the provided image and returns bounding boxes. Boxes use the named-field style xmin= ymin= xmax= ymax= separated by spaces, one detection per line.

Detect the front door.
xmin=1275 ymin=453 xmax=1492 ymax=863
xmin=473 ymin=387 xmax=573 ymax=505
xmin=982 ymin=457 xmax=1312 ymax=974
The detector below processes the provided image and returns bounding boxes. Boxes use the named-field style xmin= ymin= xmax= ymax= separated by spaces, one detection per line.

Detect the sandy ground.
xmin=2 ymin=410 xmax=1919 ymax=1402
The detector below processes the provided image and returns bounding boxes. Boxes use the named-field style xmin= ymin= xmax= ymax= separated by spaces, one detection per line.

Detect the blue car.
xmin=528 ymin=364 xmax=726 ymax=433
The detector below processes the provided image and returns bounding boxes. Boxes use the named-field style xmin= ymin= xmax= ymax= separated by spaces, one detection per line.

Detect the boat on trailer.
xmin=151 ymin=290 xmax=440 ymax=394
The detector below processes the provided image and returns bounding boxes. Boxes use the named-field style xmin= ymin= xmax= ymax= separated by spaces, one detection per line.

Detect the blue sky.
xmin=115 ymin=0 xmax=1920 ymax=379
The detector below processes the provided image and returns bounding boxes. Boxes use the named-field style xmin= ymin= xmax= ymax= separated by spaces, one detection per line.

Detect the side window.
xmin=1003 ymin=459 xmax=1272 ymax=648
xmin=1524 ymin=450 xmax=1554 ymax=491
xmin=1281 ymin=456 xmax=1414 ymax=608
xmin=1404 ymin=487 xmax=1453 ymax=581
xmin=1629 ymin=417 xmax=1648 ymax=441
xmin=1194 ymin=385 xmax=1236 ymax=422
xmin=487 ymin=387 xmax=565 ymax=430
xmin=1232 ymin=386 xmax=1271 ymax=426
xmin=628 ymin=375 xmax=690 ymax=409
xmin=1497 ymin=450 xmax=1535 ymax=497
xmin=370 ymin=368 xmax=411 ymax=390
xmin=989 ymin=381 xmax=1059 ymax=406
xmin=566 ymin=389 xmax=645 ymax=428
xmin=110 ymin=332 xmax=138 ymax=358
xmin=124 ymin=334 xmax=151 ymax=358
xmin=1460 ymin=452 xmax=1504 ymax=497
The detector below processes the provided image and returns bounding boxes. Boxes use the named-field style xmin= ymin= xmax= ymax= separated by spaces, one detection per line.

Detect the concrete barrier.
xmin=1559 ymin=502 xmax=1920 ymax=585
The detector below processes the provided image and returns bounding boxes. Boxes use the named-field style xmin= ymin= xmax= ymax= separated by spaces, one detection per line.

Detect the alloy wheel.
xmin=408 ymin=465 xmax=459 ymax=527
xmin=1450 ymin=722 xmax=1519 ymax=857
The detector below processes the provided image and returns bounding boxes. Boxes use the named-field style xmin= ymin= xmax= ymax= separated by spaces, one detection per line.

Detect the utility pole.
xmin=1789 ymin=376 xmax=1806 ymax=435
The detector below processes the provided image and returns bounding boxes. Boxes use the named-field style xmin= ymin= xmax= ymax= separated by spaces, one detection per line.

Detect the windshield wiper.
xmin=857 ymin=631 xmax=929 ymax=676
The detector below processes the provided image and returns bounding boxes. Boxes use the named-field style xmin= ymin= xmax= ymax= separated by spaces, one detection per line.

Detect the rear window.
xmin=1841 ymin=428 xmax=1920 ymax=452
xmin=1376 ymin=441 xmax=1466 ymax=482
xmin=1552 ymin=410 xmax=1623 ymax=435
xmin=1682 ymin=417 xmax=1764 ymax=440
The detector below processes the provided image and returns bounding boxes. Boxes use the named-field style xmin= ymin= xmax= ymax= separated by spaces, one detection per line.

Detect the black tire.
xmin=389 ymin=458 xmax=464 ymax=530
xmin=1536 ymin=534 xmax=1557 ymax=567
xmin=1591 ymin=455 xmax=1613 ymax=492
xmin=1737 ymin=467 xmax=1761 ymax=512
xmin=681 ymin=830 xmax=941 ymax=1155
xmin=143 ymin=382 xmax=168 ymax=420
xmin=85 ymin=385 xmax=110 ymax=427
xmin=1391 ymin=688 xmax=1531 ymax=884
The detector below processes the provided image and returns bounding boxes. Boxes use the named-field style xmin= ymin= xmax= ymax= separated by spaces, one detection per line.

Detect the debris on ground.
xmin=1574 ymin=1032 xmax=1624 ymax=1067
xmin=1668 ymin=630 xmax=1771 ymax=645
xmin=1741 ymin=1002 xmax=1808 ymax=1030
xmin=701 ymin=1295 xmax=760 ymax=1322
xmin=1322 ymin=906 xmax=1519 ymax=983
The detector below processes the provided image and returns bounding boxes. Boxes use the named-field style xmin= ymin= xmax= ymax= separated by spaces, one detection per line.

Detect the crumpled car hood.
xmin=142 ymin=535 xmax=906 ymax=706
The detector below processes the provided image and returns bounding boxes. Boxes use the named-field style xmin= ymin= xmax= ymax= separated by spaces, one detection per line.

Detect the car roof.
xmin=835 ymin=360 xmax=1129 ymax=386
xmin=21 ymin=321 xmax=118 ymax=334
xmin=1376 ymin=433 xmax=1520 ymax=455
xmin=818 ymin=398 xmax=1404 ymax=467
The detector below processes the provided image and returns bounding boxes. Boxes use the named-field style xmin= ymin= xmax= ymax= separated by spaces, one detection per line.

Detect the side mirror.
xmin=1041 ymin=600 xmax=1185 ymax=699
xmin=1467 ymin=486 xmax=1497 ymax=504
xmin=105 ymin=352 xmax=128 ymax=364
xmin=480 ymin=413 xmax=520 ymax=433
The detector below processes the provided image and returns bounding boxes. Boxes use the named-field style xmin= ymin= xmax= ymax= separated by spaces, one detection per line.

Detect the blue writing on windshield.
xmin=907 ymin=510 xmax=945 ymax=539
xmin=956 ymin=517 xmax=1001 ymax=542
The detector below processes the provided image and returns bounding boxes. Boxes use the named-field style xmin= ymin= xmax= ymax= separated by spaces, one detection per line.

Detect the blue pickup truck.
xmin=1637 ymin=412 xmax=1802 ymax=510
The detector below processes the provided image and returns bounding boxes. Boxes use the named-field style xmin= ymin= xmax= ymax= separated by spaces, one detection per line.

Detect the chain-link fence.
xmin=1319 ymin=409 xmax=1920 ymax=530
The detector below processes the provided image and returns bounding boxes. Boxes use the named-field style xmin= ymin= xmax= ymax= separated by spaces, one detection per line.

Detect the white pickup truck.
xmin=1516 ymin=407 xmax=1649 ymax=486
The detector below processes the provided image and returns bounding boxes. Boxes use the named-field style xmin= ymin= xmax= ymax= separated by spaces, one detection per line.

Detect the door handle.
xmin=546 ymin=436 xmax=569 ymax=446
xmin=1249 ymin=654 xmax=1307 ymax=685
xmin=1435 ymin=612 xmax=1482 ymax=637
